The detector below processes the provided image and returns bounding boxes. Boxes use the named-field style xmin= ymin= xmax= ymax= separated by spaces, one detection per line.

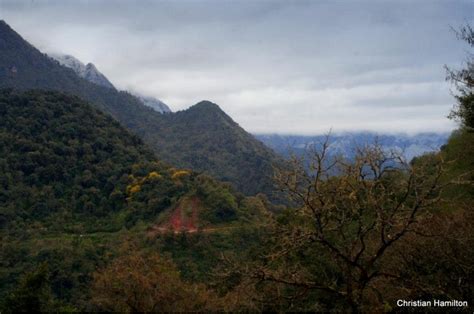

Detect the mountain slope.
xmin=0 ymin=89 xmax=157 ymax=230
xmin=0 ymin=89 xmax=251 ymax=229
xmin=0 ymin=20 xmax=279 ymax=196
xmin=0 ymin=20 xmax=162 ymax=132
xmin=153 ymin=101 xmax=282 ymax=196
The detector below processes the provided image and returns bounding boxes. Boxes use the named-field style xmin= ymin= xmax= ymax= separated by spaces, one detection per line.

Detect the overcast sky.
xmin=1 ymin=0 xmax=473 ymax=135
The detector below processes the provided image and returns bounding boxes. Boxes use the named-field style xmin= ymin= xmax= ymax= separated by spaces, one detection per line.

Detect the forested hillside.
xmin=1 ymin=89 xmax=263 ymax=228
xmin=0 ymin=89 xmax=156 ymax=231
xmin=152 ymin=101 xmax=282 ymax=196
xmin=0 ymin=89 xmax=270 ymax=311
xmin=0 ymin=20 xmax=281 ymax=197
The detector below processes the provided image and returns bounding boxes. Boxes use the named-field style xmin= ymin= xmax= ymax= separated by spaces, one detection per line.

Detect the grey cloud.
xmin=0 ymin=0 xmax=472 ymax=134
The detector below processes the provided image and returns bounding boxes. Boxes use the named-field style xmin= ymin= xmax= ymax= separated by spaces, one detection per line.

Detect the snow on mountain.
xmin=132 ymin=93 xmax=171 ymax=113
xmin=255 ymin=132 xmax=450 ymax=161
xmin=50 ymin=53 xmax=172 ymax=113
xmin=50 ymin=54 xmax=115 ymax=89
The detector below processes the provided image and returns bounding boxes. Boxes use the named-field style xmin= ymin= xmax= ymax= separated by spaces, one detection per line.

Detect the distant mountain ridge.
xmin=256 ymin=132 xmax=450 ymax=161
xmin=50 ymin=53 xmax=172 ymax=113
xmin=0 ymin=20 xmax=279 ymax=197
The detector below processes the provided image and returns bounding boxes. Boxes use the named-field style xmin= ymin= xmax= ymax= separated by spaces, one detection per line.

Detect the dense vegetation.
xmin=152 ymin=101 xmax=282 ymax=197
xmin=0 ymin=90 xmax=269 ymax=311
xmin=0 ymin=20 xmax=281 ymax=197
xmin=0 ymin=89 xmax=156 ymax=231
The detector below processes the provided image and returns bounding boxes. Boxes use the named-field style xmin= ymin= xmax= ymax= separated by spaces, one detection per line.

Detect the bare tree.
xmin=222 ymin=137 xmax=446 ymax=311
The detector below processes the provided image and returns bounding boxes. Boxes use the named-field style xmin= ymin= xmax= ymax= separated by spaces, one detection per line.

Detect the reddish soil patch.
xmin=149 ymin=196 xmax=200 ymax=235
xmin=174 ymin=197 xmax=199 ymax=232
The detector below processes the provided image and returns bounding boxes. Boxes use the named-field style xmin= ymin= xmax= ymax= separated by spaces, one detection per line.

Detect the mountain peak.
xmin=86 ymin=62 xmax=97 ymax=70
xmin=195 ymin=100 xmax=218 ymax=106
xmin=186 ymin=101 xmax=232 ymax=122
xmin=190 ymin=100 xmax=223 ymax=112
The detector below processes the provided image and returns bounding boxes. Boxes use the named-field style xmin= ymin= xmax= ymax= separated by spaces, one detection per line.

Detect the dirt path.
xmin=148 ymin=224 xmax=241 ymax=236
